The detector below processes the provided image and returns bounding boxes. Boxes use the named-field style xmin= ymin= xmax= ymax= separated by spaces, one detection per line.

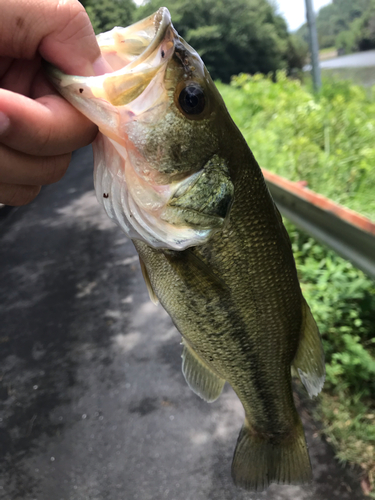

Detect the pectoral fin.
xmin=292 ymin=297 xmax=325 ymax=398
xmin=139 ymin=256 xmax=159 ymax=305
xmin=161 ymin=155 xmax=234 ymax=230
xmin=182 ymin=340 xmax=225 ymax=402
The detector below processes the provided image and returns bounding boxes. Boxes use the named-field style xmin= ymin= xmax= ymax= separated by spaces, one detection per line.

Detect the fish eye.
xmin=178 ymin=84 xmax=206 ymax=116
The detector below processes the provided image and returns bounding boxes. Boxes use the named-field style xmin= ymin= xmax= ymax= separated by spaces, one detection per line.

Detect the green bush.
xmin=217 ymin=72 xmax=375 ymax=220
xmin=285 ymin=221 xmax=375 ymax=396
xmin=218 ymin=73 xmax=375 ymax=395
xmin=285 ymin=220 xmax=375 ymax=491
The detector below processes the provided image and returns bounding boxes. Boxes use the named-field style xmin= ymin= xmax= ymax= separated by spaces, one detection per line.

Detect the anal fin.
xmin=139 ymin=256 xmax=159 ymax=305
xmin=182 ymin=340 xmax=225 ymax=403
xmin=292 ymin=297 xmax=325 ymax=398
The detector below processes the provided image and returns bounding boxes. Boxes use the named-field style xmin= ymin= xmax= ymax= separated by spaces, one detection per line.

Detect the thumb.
xmin=0 ymin=0 xmax=108 ymax=76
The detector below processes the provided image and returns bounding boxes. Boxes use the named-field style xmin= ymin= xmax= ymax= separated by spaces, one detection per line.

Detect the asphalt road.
xmin=0 ymin=146 xmax=365 ymax=500
xmin=320 ymin=49 xmax=375 ymax=69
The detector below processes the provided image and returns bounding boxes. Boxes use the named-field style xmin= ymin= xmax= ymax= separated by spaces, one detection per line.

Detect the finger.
xmin=0 ymin=88 xmax=98 ymax=156
xmin=0 ymin=144 xmax=71 ymax=186
xmin=0 ymin=0 xmax=108 ymax=76
xmin=0 ymin=57 xmax=41 ymax=96
xmin=0 ymin=182 xmax=41 ymax=206
xmin=30 ymin=67 xmax=58 ymax=100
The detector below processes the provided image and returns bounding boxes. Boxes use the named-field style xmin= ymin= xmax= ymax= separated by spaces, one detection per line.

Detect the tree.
xmin=336 ymin=0 xmax=375 ymax=53
xmin=80 ymin=0 xmax=136 ymax=34
xmin=135 ymin=0 xmax=302 ymax=82
xmin=297 ymin=0 xmax=371 ymax=50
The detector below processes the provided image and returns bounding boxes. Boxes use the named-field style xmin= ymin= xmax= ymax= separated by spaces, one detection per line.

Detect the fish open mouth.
xmin=94 ymin=7 xmax=175 ymax=107
xmin=45 ymin=7 xmax=176 ymax=128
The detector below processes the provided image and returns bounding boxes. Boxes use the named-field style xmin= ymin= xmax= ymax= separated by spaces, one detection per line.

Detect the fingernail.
xmin=0 ymin=112 xmax=10 ymax=135
xmin=92 ymin=55 xmax=113 ymax=76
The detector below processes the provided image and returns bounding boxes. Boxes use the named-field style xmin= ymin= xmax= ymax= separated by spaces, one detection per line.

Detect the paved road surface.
xmin=0 ymin=147 xmax=365 ymax=500
xmin=320 ymin=49 xmax=375 ymax=69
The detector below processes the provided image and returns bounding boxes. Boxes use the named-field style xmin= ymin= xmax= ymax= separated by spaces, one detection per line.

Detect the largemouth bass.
xmin=46 ymin=7 xmax=325 ymax=491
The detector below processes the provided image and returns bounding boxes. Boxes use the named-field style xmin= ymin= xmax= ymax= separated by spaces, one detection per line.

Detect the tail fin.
xmin=231 ymin=418 xmax=312 ymax=491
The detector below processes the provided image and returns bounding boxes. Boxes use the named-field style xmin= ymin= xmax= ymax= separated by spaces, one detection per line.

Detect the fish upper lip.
xmin=148 ymin=7 xmax=172 ymax=59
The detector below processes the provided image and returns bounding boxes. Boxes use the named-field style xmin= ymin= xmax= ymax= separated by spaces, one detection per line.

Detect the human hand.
xmin=0 ymin=0 xmax=111 ymax=206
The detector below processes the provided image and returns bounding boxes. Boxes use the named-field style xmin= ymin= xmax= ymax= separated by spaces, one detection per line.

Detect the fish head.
xmin=46 ymin=8 xmax=235 ymax=250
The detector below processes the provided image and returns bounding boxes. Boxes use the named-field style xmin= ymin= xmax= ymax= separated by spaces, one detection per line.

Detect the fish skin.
xmin=46 ymin=7 xmax=325 ymax=490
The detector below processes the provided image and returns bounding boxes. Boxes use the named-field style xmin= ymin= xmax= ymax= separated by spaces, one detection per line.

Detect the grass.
xmin=319 ymin=46 xmax=338 ymax=61
xmin=320 ymin=46 xmax=337 ymax=55
xmin=286 ymin=217 xmax=375 ymax=497
xmin=318 ymin=391 xmax=375 ymax=496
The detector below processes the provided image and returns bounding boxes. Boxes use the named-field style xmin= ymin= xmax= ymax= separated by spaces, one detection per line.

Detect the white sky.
xmin=276 ymin=0 xmax=332 ymax=31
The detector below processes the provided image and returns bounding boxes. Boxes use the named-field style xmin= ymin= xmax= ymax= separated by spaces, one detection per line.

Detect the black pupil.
xmin=179 ymin=85 xmax=205 ymax=115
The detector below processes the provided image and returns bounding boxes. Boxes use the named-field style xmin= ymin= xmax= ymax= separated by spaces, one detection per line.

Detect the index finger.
xmin=0 ymin=88 xmax=98 ymax=156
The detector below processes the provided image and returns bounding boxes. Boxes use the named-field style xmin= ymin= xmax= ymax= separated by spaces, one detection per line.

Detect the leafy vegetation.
xmin=219 ymin=74 xmax=375 ymax=493
xmin=286 ymin=220 xmax=375 ymax=495
xmin=80 ymin=0 xmax=135 ymax=33
xmin=297 ymin=0 xmax=370 ymax=50
xmin=336 ymin=0 xmax=375 ymax=54
xmin=217 ymin=72 xmax=375 ymax=220
xmin=320 ymin=66 xmax=375 ymax=89
xmin=297 ymin=0 xmax=375 ymax=56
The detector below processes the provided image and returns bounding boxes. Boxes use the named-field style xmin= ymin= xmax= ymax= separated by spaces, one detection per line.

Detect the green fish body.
xmin=46 ymin=7 xmax=325 ymax=490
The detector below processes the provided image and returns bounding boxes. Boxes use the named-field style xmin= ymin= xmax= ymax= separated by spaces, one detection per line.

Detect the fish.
xmin=45 ymin=7 xmax=325 ymax=491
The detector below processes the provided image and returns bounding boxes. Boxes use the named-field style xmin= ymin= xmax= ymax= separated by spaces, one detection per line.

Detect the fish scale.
xmin=46 ymin=6 xmax=325 ymax=491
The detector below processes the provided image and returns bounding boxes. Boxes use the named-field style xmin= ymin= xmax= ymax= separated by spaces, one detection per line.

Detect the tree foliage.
xmin=336 ymin=0 xmax=375 ymax=53
xmin=297 ymin=0 xmax=371 ymax=50
xmin=80 ymin=0 xmax=136 ymax=34
xmin=218 ymin=72 xmax=375 ymax=219
xmin=79 ymin=0 xmax=307 ymax=81
xmin=135 ymin=0 xmax=306 ymax=82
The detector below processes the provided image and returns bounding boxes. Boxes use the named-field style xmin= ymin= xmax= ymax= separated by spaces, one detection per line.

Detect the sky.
xmin=276 ymin=0 xmax=332 ymax=31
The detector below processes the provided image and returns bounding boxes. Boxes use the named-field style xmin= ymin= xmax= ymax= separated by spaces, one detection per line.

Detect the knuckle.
xmin=56 ymin=0 xmax=92 ymax=42
xmin=58 ymin=0 xmax=86 ymax=17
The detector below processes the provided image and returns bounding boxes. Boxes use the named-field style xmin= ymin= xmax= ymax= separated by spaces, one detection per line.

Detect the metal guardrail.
xmin=263 ymin=169 xmax=375 ymax=280
xmin=1 ymin=171 xmax=374 ymax=279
